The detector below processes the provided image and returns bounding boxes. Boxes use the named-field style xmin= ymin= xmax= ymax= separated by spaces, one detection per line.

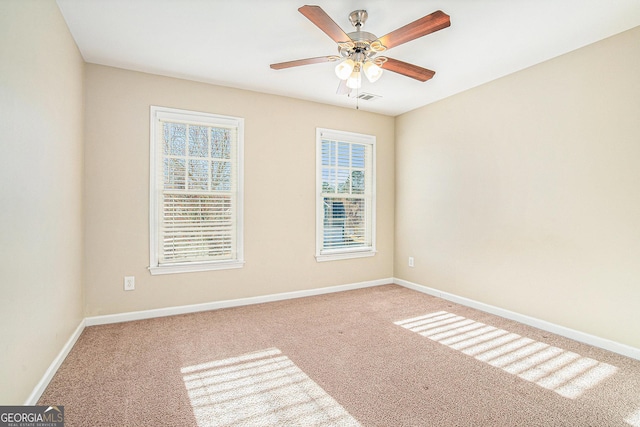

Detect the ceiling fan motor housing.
xmin=338 ymin=10 xmax=387 ymax=63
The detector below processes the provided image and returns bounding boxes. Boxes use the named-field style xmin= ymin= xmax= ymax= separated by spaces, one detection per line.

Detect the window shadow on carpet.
xmin=395 ymin=311 xmax=617 ymax=399
xmin=181 ymin=348 xmax=360 ymax=427
xmin=625 ymin=408 xmax=640 ymax=426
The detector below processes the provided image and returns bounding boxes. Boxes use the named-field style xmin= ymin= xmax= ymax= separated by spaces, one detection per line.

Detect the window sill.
xmin=149 ymin=260 xmax=245 ymax=275
xmin=315 ymin=250 xmax=376 ymax=262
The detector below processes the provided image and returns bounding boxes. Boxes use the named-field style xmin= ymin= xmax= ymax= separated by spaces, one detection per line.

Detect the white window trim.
xmin=149 ymin=106 xmax=244 ymax=275
xmin=315 ymin=128 xmax=376 ymax=262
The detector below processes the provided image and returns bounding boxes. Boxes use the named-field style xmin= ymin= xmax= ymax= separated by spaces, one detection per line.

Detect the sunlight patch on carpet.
xmin=395 ymin=311 xmax=618 ymax=399
xmin=626 ymin=408 xmax=640 ymax=426
xmin=181 ymin=348 xmax=361 ymax=427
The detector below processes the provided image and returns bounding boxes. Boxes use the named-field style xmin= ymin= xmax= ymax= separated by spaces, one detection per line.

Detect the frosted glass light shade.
xmin=363 ymin=61 xmax=383 ymax=83
xmin=346 ymin=70 xmax=362 ymax=89
xmin=335 ymin=59 xmax=355 ymax=80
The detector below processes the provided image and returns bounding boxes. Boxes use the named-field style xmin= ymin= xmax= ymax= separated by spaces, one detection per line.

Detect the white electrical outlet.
xmin=408 ymin=257 xmax=415 ymax=267
xmin=124 ymin=276 xmax=135 ymax=291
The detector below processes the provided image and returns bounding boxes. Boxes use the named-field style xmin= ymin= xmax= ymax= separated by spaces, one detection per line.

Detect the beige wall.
xmin=395 ymin=26 xmax=640 ymax=348
xmin=83 ymin=64 xmax=395 ymax=316
xmin=0 ymin=1 xmax=85 ymax=404
xmin=3 ymin=0 xmax=637 ymax=403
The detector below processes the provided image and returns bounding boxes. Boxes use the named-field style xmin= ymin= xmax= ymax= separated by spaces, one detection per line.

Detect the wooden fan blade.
xmin=298 ymin=5 xmax=351 ymax=44
xmin=379 ymin=57 xmax=435 ymax=82
xmin=377 ymin=10 xmax=450 ymax=50
xmin=270 ymin=56 xmax=338 ymax=70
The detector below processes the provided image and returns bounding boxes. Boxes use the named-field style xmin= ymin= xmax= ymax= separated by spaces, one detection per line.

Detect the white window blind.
xmin=150 ymin=106 xmax=244 ymax=274
xmin=316 ymin=128 xmax=376 ymax=261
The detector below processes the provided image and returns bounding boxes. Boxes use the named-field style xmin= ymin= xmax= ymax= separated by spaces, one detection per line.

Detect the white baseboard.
xmin=85 ymin=278 xmax=392 ymax=326
xmin=32 ymin=275 xmax=638 ymax=406
xmin=394 ymin=278 xmax=640 ymax=361
xmin=32 ymin=278 xmax=390 ymax=404
xmin=25 ymin=319 xmax=86 ymax=405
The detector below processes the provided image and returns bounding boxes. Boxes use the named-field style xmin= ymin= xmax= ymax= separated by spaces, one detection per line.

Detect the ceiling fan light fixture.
xmin=346 ymin=69 xmax=362 ymax=89
xmin=335 ymin=58 xmax=355 ymax=80
xmin=363 ymin=60 xmax=383 ymax=83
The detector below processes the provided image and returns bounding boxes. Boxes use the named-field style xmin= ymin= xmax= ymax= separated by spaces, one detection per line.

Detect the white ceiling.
xmin=56 ymin=0 xmax=640 ymax=116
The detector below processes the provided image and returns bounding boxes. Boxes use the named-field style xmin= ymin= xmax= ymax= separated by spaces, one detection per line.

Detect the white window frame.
xmin=316 ymin=128 xmax=376 ymax=262
xmin=149 ymin=106 xmax=244 ymax=275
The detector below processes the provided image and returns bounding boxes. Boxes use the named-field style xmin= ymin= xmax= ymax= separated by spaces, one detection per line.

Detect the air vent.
xmin=352 ymin=92 xmax=382 ymax=101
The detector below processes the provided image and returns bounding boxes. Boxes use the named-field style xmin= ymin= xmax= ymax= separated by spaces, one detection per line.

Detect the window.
xmin=149 ymin=106 xmax=243 ymax=275
xmin=316 ymin=128 xmax=376 ymax=261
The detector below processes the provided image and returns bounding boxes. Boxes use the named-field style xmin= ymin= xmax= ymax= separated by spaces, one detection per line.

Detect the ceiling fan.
xmin=270 ymin=5 xmax=451 ymax=94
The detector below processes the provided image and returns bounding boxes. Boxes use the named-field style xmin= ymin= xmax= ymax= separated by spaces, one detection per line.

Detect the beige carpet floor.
xmin=39 ymin=284 xmax=640 ymax=426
